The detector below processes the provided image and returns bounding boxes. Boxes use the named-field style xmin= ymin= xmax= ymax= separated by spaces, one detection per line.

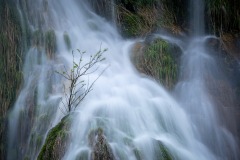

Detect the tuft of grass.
xmin=143 ymin=39 xmax=178 ymax=89
xmin=45 ymin=30 xmax=57 ymax=58
xmin=32 ymin=30 xmax=44 ymax=47
xmin=206 ymin=0 xmax=240 ymax=34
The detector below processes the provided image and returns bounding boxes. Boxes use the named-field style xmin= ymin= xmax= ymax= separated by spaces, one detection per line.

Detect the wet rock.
xmin=131 ymin=38 xmax=181 ymax=89
xmin=130 ymin=41 xmax=146 ymax=72
xmin=32 ymin=29 xmax=44 ymax=48
xmin=45 ymin=30 xmax=57 ymax=59
xmin=37 ymin=116 xmax=71 ymax=160
xmin=221 ymin=33 xmax=240 ymax=58
xmin=63 ymin=32 xmax=71 ymax=51
xmin=89 ymin=128 xmax=115 ymax=160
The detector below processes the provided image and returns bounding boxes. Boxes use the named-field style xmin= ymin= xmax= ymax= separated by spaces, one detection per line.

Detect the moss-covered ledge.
xmin=131 ymin=38 xmax=181 ymax=89
xmin=37 ymin=116 xmax=72 ymax=160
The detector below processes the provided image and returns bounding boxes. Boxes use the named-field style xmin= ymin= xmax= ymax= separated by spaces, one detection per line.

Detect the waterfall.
xmin=7 ymin=0 xmax=239 ymax=160
xmin=190 ymin=0 xmax=205 ymax=36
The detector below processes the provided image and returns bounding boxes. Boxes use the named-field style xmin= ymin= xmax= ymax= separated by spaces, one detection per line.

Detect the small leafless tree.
xmin=56 ymin=48 xmax=107 ymax=114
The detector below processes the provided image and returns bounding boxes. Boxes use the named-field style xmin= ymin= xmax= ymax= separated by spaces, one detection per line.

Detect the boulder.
xmin=37 ymin=116 xmax=71 ymax=160
xmin=89 ymin=128 xmax=115 ymax=160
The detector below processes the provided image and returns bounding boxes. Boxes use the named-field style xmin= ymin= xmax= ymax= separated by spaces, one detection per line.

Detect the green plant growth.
xmin=206 ymin=0 xmax=240 ymax=34
xmin=117 ymin=5 xmax=158 ymax=37
xmin=56 ymin=49 xmax=107 ymax=115
xmin=157 ymin=0 xmax=189 ymax=34
xmin=63 ymin=32 xmax=71 ymax=51
xmin=45 ymin=30 xmax=57 ymax=58
xmin=121 ymin=13 xmax=142 ymax=37
xmin=32 ymin=30 xmax=44 ymax=47
xmin=29 ymin=132 xmax=43 ymax=151
xmin=143 ymin=39 xmax=178 ymax=89
xmin=0 ymin=0 xmax=28 ymax=158
xmin=0 ymin=0 xmax=24 ymax=111
xmin=158 ymin=142 xmax=172 ymax=160
xmin=37 ymin=116 xmax=71 ymax=160
xmin=117 ymin=0 xmax=187 ymax=37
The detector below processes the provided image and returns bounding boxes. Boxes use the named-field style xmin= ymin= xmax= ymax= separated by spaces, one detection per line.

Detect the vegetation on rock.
xmin=206 ymin=0 xmax=240 ymax=35
xmin=156 ymin=141 xmax=173 ymax=160
xmin=63 ymin=32 xmax=71 ymax=51
xmin=32 ymin=30 xmax=44 ymax=48
xmin=45 ymin=30 xmax=57 ymax=58
xmin=158 ymin=0 xmax=187 ymax=33
xmin=116 ymin=0 xmax=159 ymax=37
xmin=0 ymin=0 xmax=240 ymax=159
xmin=117 ymin=5 xmax=159 ymax=37
xmin=116 ymin=0 xmax=187 ymax=37
xmin=133 ymin=39 xmax=180 ymax=89
xmin=37 ymin=116 xmax=71 ymax=160
xmin=0 ymin=0 xmax=29 ymax=158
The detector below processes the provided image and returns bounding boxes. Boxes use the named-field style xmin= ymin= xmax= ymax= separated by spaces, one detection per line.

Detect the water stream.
xmin=7 ymin=0 xmax=239 ymax=159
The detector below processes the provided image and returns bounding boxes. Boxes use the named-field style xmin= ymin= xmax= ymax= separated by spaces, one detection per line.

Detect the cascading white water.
xmin=153 ymin=0 xmax=239 ymax=159
xmin=8 ymin=0 xmax=239 ymax=160
xmin=160 ymin=35 xmax=239 ymax=159
xmin=190 ymin=0 xmax=205 ymax=36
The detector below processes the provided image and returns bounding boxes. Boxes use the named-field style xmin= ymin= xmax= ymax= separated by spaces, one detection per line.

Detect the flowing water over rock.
xmin=7 ymin=0 xmax=239 ymax=160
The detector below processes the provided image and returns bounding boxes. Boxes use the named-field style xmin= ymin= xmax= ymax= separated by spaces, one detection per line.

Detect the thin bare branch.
xmin=56 ymin=48 xmax=108 ymax=115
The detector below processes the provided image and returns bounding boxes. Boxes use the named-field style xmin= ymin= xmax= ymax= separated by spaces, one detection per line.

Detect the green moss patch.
xmin=63 ymin=32 xmax=71 ymax=51
xmin=133 ymin=39 xmax=180 ymax=89
xmin=37 ymin=116 xmax=71 ymax=160
xmin=45 ymin=30 xmax=57 ymax=58
xmin=32 ymin=30 xmax=44 ymax=47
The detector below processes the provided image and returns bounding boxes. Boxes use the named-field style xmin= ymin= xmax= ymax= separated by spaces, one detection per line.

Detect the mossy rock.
xmin=63 ymin=32 xmax=71 ymax=51
xmin=37 ymin=116 xmax=72 ymax=160
xmin=32 ymin=30 xmax=44 ymax=47
xmin=45 ymin=30 xmax=57 ymax=59
xmin=157 ymin=141 xmax=173 ymax=160
xmin=132 ymin=39 xmax=180 ymax=89
xmin=144 ymin=39 xmax=179 ymax=89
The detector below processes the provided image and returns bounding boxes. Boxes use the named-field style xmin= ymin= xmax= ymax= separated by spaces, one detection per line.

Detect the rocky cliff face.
xmin=0 ymin=0 xmax=29 ymax=158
